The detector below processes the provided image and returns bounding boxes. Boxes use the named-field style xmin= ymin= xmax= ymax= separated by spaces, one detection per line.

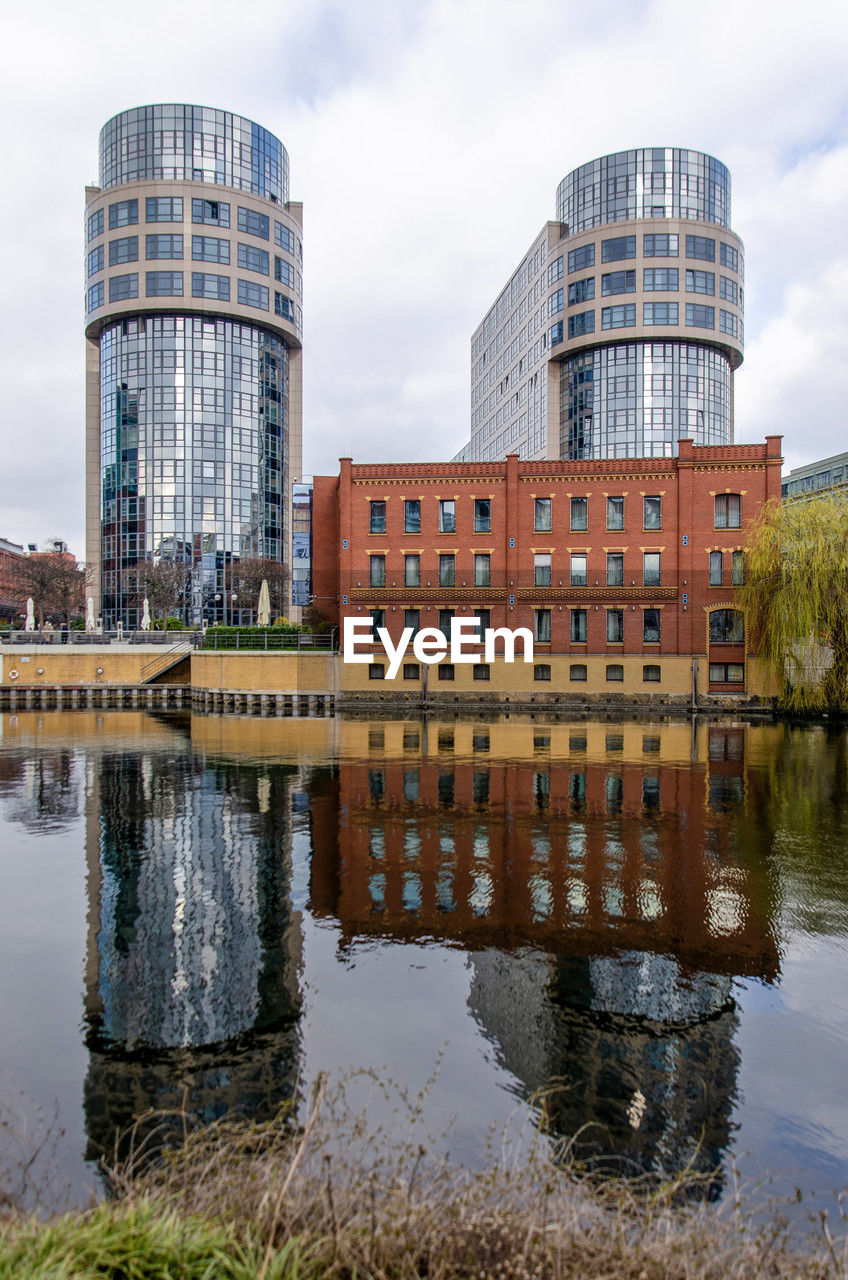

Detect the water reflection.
xmin=2 ymin=710 xmax=847 ymax=1209
xmin=0 ymin=747 xmax=80 ymax=832
xmin=306 ymin=717 xmax=780 ymax=1188
xmin=83 ymin=726 xmax=302 ymax=1160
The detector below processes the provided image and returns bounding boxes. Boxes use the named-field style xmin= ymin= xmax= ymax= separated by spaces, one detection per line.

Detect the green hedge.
xmin=202 ymin=624 xmax=315 ymax=650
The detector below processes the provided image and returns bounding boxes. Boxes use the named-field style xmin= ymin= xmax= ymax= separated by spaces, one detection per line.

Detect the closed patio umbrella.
xmin=257 ymin=579 xmax=271 ymax=626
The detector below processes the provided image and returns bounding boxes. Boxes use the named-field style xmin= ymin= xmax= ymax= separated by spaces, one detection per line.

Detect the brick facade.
xmin=0 ymin=538 xmax=25 ymax=619
xmin=312 ymin=437 xmax=782 ymax=699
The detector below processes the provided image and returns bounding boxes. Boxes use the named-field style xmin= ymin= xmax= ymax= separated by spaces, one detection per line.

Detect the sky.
xmin=1 ymin=0 xmax=847 ymax=559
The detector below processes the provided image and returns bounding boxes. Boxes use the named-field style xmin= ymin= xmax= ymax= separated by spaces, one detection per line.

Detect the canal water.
xmin=0 ymin=709 xmax=846 ymax=1217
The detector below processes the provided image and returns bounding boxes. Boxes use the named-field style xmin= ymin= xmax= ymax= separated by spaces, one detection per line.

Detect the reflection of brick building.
xmin=312 ymin=438 xmax=782 ymax=699
xmin=305 ymin=716 xmax=776 ymax=1187
xmin=308 ymin=721 xmax=779 ymax=981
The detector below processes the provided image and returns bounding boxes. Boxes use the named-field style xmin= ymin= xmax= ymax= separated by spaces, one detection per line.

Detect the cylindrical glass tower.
xmin=84 ymin=105 xmax=303 ymax=628
xmin=459 ymin=147 xmax=744 ymax=466
xmin=552 ymin=148 xmax=742 ymax=460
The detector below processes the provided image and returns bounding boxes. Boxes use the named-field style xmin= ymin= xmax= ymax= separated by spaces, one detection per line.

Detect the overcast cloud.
xmin=1 ymin=0 xmax=847 ymax=558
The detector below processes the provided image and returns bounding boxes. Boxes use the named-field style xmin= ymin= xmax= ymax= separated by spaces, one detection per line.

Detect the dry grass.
xmin=65 ymin=1072 xmax=845 ymax=1280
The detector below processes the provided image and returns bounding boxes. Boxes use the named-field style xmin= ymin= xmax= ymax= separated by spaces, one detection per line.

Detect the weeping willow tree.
xmin=738 ymin=493 xmax=848 ymax=711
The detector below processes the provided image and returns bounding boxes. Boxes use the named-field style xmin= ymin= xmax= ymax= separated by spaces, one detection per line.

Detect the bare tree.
xmin=234 ymin=557 xmax=290 ymax=621
xmin=302 ymin=603 xmax=333 ymax=633
xmin=15 ymin=548 xmax=86 ymax=627
xmin=137 ymin=558 xmax=190 ymax=625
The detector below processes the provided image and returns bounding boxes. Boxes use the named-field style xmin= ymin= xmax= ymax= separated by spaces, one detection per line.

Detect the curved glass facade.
xmin=557 ymin=149 xmax=730 ymax=233
xmin=99 ymin=315 xmax=288 ymax=627
xmin=561 ymin=342 xmax=732 ymax=459
xmin=99 ymin=105 xmax=289 ymax=203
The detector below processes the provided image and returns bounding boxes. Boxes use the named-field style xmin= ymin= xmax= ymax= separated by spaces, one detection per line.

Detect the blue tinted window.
xmin=237 ymin=207 xmax=269 ymax=239
xmin=191 ymin=198 xmax=230 ymax=227
xmin=237 ymin=243 xmax=269 ymax=274
xmin=274 ymin=220 xmax=295 ymax=252
xmin=643 ymin=267 xmax=678 ymax=290
xmin=643 ymin=233 xmax=678 ymax=257
xmin=191 ymin=235 xmax=229 ymax=264
xmin=108 ymin=199 xmax=138 ymax=229
xmin=686 ymin=234 xmax=715 ymax=261
xmin=643 ymin=302 xmax=678 ymax=324
xmin=601 ymin=270 xmax=635 ymax=295
xmin=568 ymin=244 xmax=595 ymax=273
xmin=191 ymin=272 xmax=230 ymax=300
xmin=146 ymin=271 xmax=183 ymax=296
xmin=239 ymin=279 xmax=269 ymax=309
xmin=109 ymin=236 xmax=138 ymax=265
xmin=146 ymin=197 xmax=183 ymax=222
xmin=601 ymin=235 xmax=636 ymax=261
xmin=601 ymin=304 xmax=636 ymax=329
xmin=109 ymin=273 xmax=138 ymax=302
xmin=87 ymin=245 xmax=104 ymax=276
xmin=686 ymin=303 xmax=715 ymax=329
xmin=568 ymin=311 xmax=594 ymax=338
xmin=568 ymin=278 xmax=595 ymax=305
xmin=146 ymin=234 xmax=183 ymax=259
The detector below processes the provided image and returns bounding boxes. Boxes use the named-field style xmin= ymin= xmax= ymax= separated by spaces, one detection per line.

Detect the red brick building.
xmin=0 ymin=537 xmax=26 ymax=620
xmin=312 ymin=437 xmax=782 ymax=701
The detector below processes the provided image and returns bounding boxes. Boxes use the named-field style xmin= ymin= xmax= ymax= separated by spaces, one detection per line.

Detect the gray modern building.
xmin=84 ymin=105 xmax=303 ymax=627
xmin=782 ymin=451 xmax=848 ymax=499
xmin=454 ymin=149 xmax=744 ymax=464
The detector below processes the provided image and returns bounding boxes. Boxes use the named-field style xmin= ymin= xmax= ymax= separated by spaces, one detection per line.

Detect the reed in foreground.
xmin=2 ymin=1075 xmax=846 ymax=1279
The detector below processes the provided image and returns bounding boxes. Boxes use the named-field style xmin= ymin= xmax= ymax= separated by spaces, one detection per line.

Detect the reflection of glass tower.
xmin=83 ymin=748 xmax=302 ymax=1161
xmin=454 ymin=149 xmax=744 ymax=463
xmin=468 ymin=949 xmax=738 ymax=1194
xmin=84 ymin=105 xmax=303 ymax=627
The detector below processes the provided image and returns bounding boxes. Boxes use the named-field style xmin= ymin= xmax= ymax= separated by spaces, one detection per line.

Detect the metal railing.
xmin=0 ymin=628 xmax=339 ymax=652
xmin=0 ymin=629 xmax=202 ymax=646
xmin=203 ymin=629 xmax=337 ymax=651
xmin=140 ymin=642 xmax=194 ymax=683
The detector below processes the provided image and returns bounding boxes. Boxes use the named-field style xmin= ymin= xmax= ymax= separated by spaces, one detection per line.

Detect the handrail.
xmin=0 ymin=629 xmax=203 ymax=646
xmin=140 ymin=641 xmax=194 ymax=682
xmin=203 ymin=629 xmax=338 ymax=652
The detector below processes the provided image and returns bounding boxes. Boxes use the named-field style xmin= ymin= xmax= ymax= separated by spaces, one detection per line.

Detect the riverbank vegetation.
xmin=2 ymin=1078 xmax=846 ymax=1279
xmin=740 ymin=494 xmax=848 ymax=712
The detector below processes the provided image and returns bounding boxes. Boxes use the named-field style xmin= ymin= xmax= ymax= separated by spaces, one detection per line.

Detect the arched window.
xmin=715 ymin=493 xmax=741 ymax=529
xmin=709 ymin=608 xmax=744 ymax=644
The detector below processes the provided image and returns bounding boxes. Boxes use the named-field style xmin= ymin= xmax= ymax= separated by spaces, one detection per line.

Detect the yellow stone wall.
xmin=190 ymin=651 xmax=335 ymax=692
xmin=338 ymin=652 xmax=777 ymax=700
xmin=0 ymin=645 xmax=190 ymax=686
xmin=0 ymin=645 xmax=777 ymax=701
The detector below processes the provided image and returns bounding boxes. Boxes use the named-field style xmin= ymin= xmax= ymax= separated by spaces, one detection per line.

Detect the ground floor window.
xmin=606 ymin=664 xmax=624 ymax=681
xmin=709 ymin=662 xmax=744 ymax=684
xmin=643 ymin=664 xmax=661 ymax=682
xmin=534 ymin=664 xmax=551 ymax=681
xmin=369 ymin=663 xmax=384 ymax=679
xmin=438 ymin=664 xmax=455 ymax=681
xmin=403 ymin=663 xmax=419 ymax=680
xmin=473 ymin=664 xmax=490 ymax=681
xmin=570 ymin=664 xmax=587 ymax=682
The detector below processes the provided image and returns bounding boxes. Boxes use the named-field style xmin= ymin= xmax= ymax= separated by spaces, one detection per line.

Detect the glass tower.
xmin=84 ymin=105 xmax=303 ymax=627
xmin=455 ymin=148 xmax=743 ymax=463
